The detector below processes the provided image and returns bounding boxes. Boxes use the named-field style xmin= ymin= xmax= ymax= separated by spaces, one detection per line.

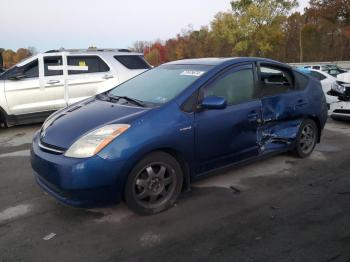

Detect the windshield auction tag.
xmin=180 ymin=70 xmax=205 ymax=77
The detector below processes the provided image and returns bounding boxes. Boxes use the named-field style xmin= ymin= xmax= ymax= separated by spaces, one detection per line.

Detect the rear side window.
xmin=67 ymin=56 xmax=109 ymax=75
xmin=309 ymin=71 xmax=326 ymax=81
xmin=114 ymin=55 xmax=150 ymax=70
xmin=312 ymin=66 xmax=321 ymax=70
xmin=44 ymin=56 xmax=63 ymax=76
xmin=258 ymin=64 xmax=294 ymax=97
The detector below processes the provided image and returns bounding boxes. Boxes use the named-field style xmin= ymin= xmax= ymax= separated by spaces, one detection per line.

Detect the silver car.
xmin=0 ymin=48 xmax=150 ymax=127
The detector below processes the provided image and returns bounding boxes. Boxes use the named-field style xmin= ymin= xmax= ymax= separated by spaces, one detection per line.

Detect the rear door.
xmin=66 ymin=55 xmax=113 ymax=105
xmin=194 ymin=63 xmax=262 ymax=173
xmin=257 ymin=63 xmax=308 ymax=152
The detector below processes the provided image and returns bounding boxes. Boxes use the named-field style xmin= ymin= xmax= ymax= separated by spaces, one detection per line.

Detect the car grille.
xmin=39 ymin=140 xmax=66 ymax=154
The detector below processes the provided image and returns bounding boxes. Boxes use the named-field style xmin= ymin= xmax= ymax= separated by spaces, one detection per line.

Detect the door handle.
xmin=47 ymin=80 xmax=60 ymax=84
xmin=102 ymin=74 xmax=114 ymax=80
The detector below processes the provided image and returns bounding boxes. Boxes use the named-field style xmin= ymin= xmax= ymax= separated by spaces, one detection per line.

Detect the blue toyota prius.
xmin=31 ymin=57 xmax=328 ymax=214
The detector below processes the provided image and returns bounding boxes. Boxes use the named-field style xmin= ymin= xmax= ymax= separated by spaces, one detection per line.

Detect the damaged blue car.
xmin=31 ymin=57 xmax=328 ymax=215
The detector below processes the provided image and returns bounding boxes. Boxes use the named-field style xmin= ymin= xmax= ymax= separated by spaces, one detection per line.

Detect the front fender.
xmin=97 ymin=102 xmax=195 ymax=190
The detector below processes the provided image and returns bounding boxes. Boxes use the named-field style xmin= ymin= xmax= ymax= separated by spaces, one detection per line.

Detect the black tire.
xmin=124 ymin=151 xmax=183 ymax=215
xmin=294 ymin=119 xmax=318 ymax=158
xmin=0 ymin=111 xmax=7 ymax=128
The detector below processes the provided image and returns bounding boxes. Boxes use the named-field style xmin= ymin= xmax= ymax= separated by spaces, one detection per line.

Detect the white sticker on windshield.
xmin=180 ymin=70 xmax=205 ymax=77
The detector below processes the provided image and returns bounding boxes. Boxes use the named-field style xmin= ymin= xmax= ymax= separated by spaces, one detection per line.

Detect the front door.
xmin=4 ymin=58 xmax=42 ymax=115
xmin=194 ymin=64 xmax=262 ymax=173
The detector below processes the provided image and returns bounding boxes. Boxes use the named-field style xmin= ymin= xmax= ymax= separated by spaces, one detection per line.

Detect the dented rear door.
xmin=257 ymin=63 xmax=307 ymax=153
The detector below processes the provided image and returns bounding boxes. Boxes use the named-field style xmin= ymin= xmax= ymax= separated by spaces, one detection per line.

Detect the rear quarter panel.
xmin=307 ymin=77 xmax=328 ymax=130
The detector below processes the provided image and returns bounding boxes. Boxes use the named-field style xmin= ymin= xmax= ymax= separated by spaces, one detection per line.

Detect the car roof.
xmin=44 ymin=49 xmax=143 ymax=56
xmin=165 ymin=57 xmax=289 ymax=67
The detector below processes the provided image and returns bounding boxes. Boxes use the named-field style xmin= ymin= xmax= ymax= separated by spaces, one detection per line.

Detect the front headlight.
xmin=331 ymin=82 xmax=346 ymax=94
xmin=64 ymin=124 xmax=130 ymax=158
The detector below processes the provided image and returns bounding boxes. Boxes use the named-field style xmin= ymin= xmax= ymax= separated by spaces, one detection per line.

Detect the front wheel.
xmin=124 ymin=151 xmax=183 ymax=215
xmin=293 ymin=119 xmax=318 ymax=158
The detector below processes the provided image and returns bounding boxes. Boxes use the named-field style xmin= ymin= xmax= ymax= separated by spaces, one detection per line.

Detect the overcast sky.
xmin=2 ymin=0 xmax=309 ymax=52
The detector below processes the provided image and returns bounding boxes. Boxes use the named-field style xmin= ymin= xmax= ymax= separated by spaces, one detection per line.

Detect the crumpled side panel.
xmin=257 ymin=119 xmax=303 ymax=152
xmin=258 ymin=96 xmax=304 ymax=152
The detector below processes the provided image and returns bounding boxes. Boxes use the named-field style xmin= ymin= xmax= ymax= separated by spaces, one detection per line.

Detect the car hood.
xmin=337 ymin=72 xmax=350 ymax=83
xmin=40 ymin=97 xmax=149 ymax=149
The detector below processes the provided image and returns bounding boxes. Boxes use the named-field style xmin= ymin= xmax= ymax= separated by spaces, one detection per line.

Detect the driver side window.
xmin=22 ymin=59 xmax=39 ymax=78
xmin=204 ymin=66 xmax=256 ymax=106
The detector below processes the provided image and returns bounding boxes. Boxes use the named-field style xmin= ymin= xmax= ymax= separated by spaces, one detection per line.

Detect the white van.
xmin=0 ymin=49 xmax=150 ymax=126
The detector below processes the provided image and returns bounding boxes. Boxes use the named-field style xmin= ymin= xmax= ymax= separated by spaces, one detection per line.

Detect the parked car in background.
xmin=337 ymin=71 xmax=350 ymax=84
xmin=0 ymin=48 xmax=151 ymax=127
xmin=297 ymin=68 xmax=341 ymax=105
xmin=31 ymin=57 xmax=328 ymax=215
xmin=302 ymin=64 xmax=331 ymax=71
xmin=301 ymin=64 xmax=348 ymax=77
xmin=298 ymin=67 xmax=350 ymax=120
xmin=328 ymin=81 xmax=350 ymax=120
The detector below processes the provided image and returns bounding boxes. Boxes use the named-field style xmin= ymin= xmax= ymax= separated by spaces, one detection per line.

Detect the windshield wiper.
xmin=107 ymin=93 xmax=145 ymax=107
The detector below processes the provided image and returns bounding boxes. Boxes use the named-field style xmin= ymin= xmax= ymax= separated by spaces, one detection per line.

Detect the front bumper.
xmin=30 ymin=133 xmax=126 ymax=207
xmin=329 ymin=101 xmax=350 ymax=120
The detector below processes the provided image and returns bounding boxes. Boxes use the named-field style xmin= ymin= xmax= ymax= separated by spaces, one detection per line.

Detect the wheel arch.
xmin=308 ymin=116 xmax=322 ymax=143
xmin=121 ymin=147 xmax=192 ymax=198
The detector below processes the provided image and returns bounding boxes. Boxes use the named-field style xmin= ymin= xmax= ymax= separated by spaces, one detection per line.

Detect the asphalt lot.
xmin=0 ymin=120 xmax=350 ymax=262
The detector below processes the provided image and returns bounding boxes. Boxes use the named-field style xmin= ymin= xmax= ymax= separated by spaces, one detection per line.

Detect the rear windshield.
xmin=114 ymin=55 xmax=151 ymax=70
xmin=109 ymin=64 xmax=213 ymax=104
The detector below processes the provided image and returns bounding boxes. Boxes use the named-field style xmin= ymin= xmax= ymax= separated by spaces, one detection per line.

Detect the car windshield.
xmin=109 ymin=64 xmax=213 ymax=104
xmin=326 ymin=65 xmax=338 ymax=70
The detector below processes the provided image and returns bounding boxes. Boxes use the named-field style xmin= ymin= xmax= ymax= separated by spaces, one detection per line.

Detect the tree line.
xmin=1 ymin=0 xmax=349 ymax=68
xmin=0 ymin=47 xmax=36 ymax=69
xmin=134 ymin=0 xmax=350 ymax=66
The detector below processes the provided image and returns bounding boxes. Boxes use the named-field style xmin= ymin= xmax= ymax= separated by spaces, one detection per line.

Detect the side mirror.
xmin=201 ymin=96 xmax=227 ymax=110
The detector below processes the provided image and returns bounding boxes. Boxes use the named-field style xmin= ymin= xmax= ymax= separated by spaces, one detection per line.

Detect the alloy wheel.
xmin=133 ymin=162 xmax=177 ymax=209
xmin=299 ymin=123 xmax=316 ymax=155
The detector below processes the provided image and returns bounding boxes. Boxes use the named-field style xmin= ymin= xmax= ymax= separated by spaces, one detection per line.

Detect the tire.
xmin=293 ymin=119 xmax=318 ymax=158
xmin=124 ymin=151 xmax=183 ymax=215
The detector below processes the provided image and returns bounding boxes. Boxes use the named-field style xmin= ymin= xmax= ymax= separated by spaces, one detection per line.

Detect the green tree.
xmin=229 ymin=0 xmax=298 ymax=56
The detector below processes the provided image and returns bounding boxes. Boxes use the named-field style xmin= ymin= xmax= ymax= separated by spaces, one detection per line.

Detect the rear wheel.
xmin=124 ymin=151 xmax=183 ymax=215
xmin=294 ymin=119 xmax=318 ymax=158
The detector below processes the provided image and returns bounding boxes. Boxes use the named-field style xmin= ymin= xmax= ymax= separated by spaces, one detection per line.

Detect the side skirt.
xmin=193 ymin=147 xmax=293 ymax=183
xmin=5 ymin=110 xmax=55 ymax=126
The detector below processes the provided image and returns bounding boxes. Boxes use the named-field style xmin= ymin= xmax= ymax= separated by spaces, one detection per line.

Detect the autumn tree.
xmin=1 ymin=48 xmax=33 ymax=68
xmin=138 ymin=0 xmax=350 ymax=65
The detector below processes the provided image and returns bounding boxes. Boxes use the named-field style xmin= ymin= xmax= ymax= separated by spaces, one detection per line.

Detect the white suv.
xmin=0 ymin=49 xmax=151 ymax=126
